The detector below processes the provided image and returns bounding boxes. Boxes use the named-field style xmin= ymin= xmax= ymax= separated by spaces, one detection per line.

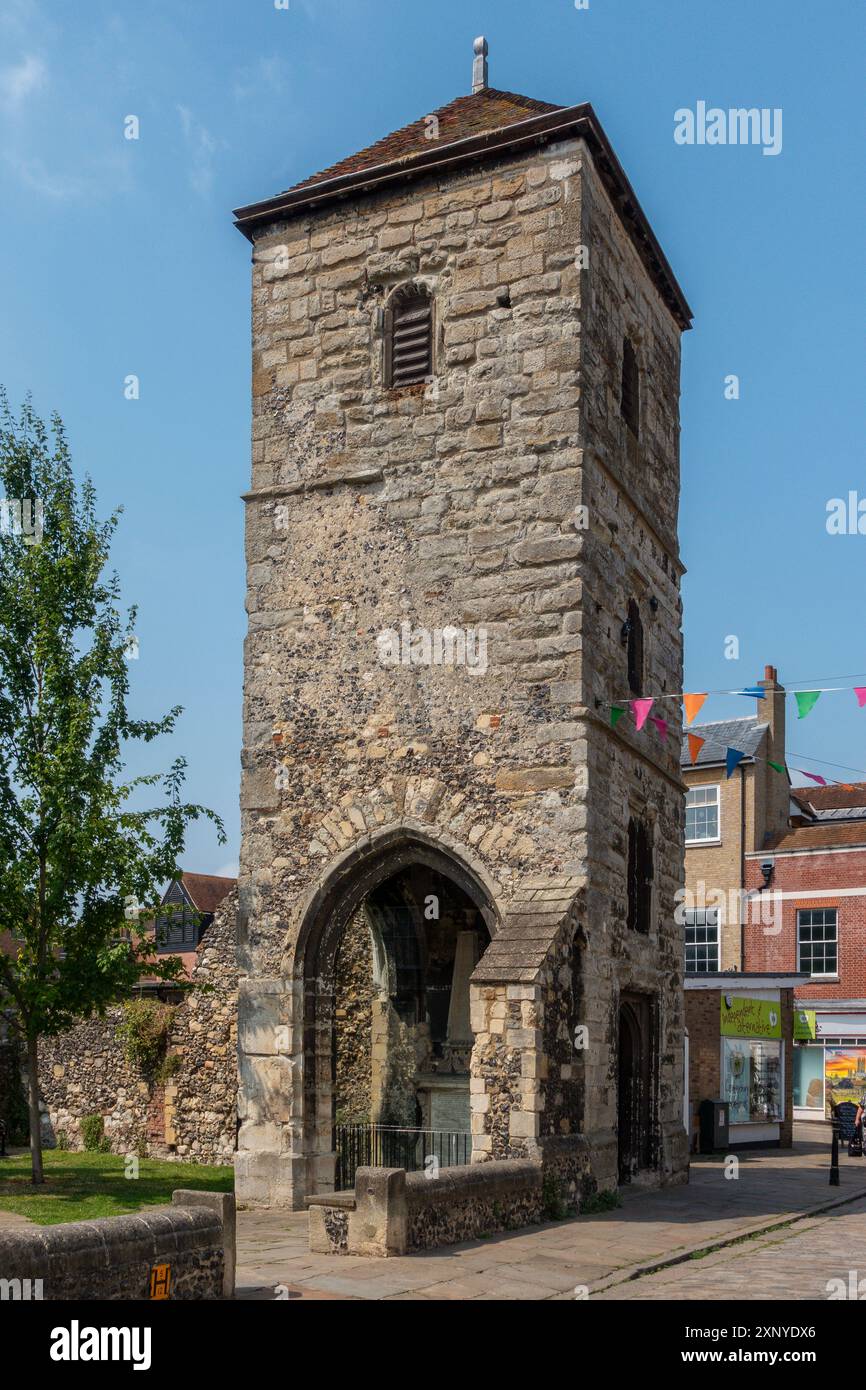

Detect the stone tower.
xmin=233 ymin=41 xmax=692 ymax=1209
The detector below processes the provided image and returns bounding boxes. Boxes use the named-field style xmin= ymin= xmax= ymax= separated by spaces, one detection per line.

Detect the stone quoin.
xmin=232 ymin=38 xmax=693 ymax=1211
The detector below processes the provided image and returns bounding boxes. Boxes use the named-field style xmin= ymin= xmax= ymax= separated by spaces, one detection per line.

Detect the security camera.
xmin=760 ymin=859 xmax=775 ymax=886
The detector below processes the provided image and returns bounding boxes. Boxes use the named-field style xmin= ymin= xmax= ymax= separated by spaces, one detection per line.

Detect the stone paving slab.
xmin=235 ymin=1143 xmax=866 ymax=1301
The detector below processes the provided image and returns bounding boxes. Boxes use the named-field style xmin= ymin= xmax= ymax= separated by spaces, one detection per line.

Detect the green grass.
xmin=0 ymin=1149 xmax=234 ymax=1226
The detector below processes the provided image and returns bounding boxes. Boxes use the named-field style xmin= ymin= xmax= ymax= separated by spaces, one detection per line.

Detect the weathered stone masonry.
xmin=233 ymin=86 xmax=692 ymax=1209
xmin=33 ymin=890 xmax=238 ymax=1164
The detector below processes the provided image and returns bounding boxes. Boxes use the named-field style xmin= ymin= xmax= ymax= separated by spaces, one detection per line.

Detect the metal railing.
xmin=334 ymin=1123 xmax=471 ymax=1191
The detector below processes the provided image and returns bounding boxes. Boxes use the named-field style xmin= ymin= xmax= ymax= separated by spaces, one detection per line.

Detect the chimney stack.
xmin=472 ymin=36 xmax=489 ymax=94
xmin=760 ymin=663 xmax=789 ymax=839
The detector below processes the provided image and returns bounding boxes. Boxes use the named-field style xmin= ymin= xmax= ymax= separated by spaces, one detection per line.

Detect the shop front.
xmin=684 ymin=973 xmax=804 ymax=1150
xmin=793 ymin=1003 xmax=866 ymax=1124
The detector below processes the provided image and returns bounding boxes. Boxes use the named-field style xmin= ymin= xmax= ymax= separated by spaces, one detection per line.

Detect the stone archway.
xmin=294 ymin=829 xmax=499 ymax=1198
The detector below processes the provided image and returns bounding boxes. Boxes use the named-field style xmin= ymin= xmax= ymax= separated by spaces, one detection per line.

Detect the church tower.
xmin=233 ymin=40 xmax=692 ymax=1208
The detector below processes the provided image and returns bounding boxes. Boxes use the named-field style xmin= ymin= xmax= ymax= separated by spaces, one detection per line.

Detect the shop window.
xmin=723 ymin=1037 xmax=783 ymax=1123
xmin=685 ymin=785 xmax=720 ymax=843
xmin=793 ymin=1046 xmax=824 ymax=1110
xmin=797 ymin=908 xmax=838 ymax=977
xmin=684 ymin=909 xmax=719 ymax=972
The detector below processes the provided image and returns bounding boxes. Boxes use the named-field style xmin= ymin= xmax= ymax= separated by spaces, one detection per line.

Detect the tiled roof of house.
xmin=178 ymin=872 xmax=236 ymax=915
xmin=284 ymin=88 xmax=561 ymax=195
xmin=791 ymin=782 xmax=866 ymax=816
xmin=764 ymin=820 xmax=866 ymax=852
xmin=681 ymin=717 xmax=767 ymax=768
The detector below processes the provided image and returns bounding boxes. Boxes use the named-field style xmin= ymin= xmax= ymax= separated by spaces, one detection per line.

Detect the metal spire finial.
xmin=472 ymin=36 xmax=488 ymax=95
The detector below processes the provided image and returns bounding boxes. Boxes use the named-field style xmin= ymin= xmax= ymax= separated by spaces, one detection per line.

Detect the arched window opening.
xmin=384 ymin=284 xmax=433 ymax=388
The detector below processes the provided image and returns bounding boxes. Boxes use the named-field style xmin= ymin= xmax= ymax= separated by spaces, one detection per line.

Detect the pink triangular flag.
xmin=649 ymin=715 xmax=668 ymax=742
xmin=855 ymin=688 xmax=866 ymax=708
xmin=631 ymin=698 xmax=654 ymax=731
xmin=799 ymin=770 xmax=827 ymax=786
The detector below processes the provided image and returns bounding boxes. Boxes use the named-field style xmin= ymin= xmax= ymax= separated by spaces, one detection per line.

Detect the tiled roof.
xmin=179 ymin=872 xmax=236 ymax=915
xmin=282 ymin=89 xmax=561 ymax=195
xmin=681 ymin=717 xmax=767 ymax=768
xmin=791 ymin=782 xmax=866 ymax=813
xmin=233 ymin=87 xmax=693 ymax=328
xmin=765 ymin=821 xmax=866 ymax=852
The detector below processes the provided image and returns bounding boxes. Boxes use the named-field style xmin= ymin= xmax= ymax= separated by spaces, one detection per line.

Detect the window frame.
xmin=685 ymin=784 xmax=721 ymax=846
xmin=684 ymin=908 xmax=720 ymax=973
xmin=797 ymin=907 xmax=839 ymax=979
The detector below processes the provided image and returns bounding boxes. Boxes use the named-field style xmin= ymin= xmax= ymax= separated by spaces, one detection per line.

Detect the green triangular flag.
xmin=795 ymin=691 xmax=822 ymax=719
xmin=768 ymin=761 xmax=786 ymax=774
xmin=610 ymin=705 xmax=626 ymax=728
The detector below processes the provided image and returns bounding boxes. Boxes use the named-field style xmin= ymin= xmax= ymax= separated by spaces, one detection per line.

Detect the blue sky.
xmin=0 ymin=0 xmax=863 ymax=874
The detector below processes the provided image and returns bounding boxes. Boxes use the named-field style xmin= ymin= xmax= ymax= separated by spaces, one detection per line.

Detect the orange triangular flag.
xmin=688 ymin=733 xmax=705 ymax=765
xmin=683 ymin=692 xmax=708 ymax=725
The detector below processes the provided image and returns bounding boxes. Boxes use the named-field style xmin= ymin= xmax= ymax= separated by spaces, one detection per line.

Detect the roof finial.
xmin=472 ymin=36 xmax=488 ymax=95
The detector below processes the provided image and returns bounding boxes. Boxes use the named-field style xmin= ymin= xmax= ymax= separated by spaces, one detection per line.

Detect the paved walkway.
xmin=591 ymin=1193 xmax=866 ymax=1301
xmin=235 ymin=1143 xmax=866 ymax=1300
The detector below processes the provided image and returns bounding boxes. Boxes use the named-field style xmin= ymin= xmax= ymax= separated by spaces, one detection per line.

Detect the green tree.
xmin=0 ymin=393 xmax=225 ymax=1183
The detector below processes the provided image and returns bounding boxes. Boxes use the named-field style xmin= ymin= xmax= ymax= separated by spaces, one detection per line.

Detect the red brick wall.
xmin=744 ymin=848 xmax=866 ymax=1001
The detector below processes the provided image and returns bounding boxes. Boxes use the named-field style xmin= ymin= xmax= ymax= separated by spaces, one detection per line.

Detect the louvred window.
xmin=385 ymin=285 xmax=433 ymax=388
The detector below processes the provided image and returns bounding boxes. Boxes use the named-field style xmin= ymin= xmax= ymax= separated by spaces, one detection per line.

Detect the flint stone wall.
xmin=0 ymin=1191 xmax=234 ymax=1300
xmin=308 ymin=1159 xmax=574 ymax=1255
xmin=31 ymin=891 xmax=239 ymax=1165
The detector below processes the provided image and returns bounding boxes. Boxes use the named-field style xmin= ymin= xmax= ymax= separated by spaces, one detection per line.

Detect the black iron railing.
xmin=334 ymin=1124 xmax=471 ymax=1191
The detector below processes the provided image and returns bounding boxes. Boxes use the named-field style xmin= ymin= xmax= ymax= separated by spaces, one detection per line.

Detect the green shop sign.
xmin=794 ymin=1009 xmax=817 ymax=1040
xmin=720 ymin=994 xmax=782 ymax=1039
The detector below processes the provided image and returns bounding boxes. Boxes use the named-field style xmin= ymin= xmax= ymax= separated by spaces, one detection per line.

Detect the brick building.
xmin=232 ymin=40 xmax=693 ymax=1210
xmin=743 ymin=784 xmax=866 ymax=1125
xmin=681 ymin=664 xmax=788 ymax=972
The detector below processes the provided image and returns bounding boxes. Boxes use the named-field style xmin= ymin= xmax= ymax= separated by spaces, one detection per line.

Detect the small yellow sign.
xmin=150 ymin=1264 xmax=171 ymax=1300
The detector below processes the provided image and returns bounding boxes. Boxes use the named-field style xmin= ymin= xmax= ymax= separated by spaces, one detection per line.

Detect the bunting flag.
xmin=683 ymin=692 xmax=708 ymax=725
xmin=798 ymin=769 xmax=827 ymax=786
xmin=768 ymin=761 xmax=787 ymax=775
xmin=736 ymin=687 xmax=766 ymax=699
xmin=649 ymin=716 xmax=668 ymax=742
xmin=856 ymin=688 xmax=866 ymax=708
xmin=610 ymin=705 xmax=626 ymax=729
xmin=631 ymin=698 xmax=654 ymax=731
xmin=795 ymin=691 xmax=822 ymax=719
xmin=687 ymin=733 xmax=705 ymax=764
xmin=726 ymin=747 xmax=746 ymax=778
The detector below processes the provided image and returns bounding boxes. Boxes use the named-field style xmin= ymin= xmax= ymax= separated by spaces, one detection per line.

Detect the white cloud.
xmin=0 ymin=54 xmax=46 ymax=109
xmin=5 ymin=153 xmax=85 ymax=199
xmin=215 ymin=860 xmax=239 ymax=880
xmin=177 ymin=103 xmax=220 ymax=197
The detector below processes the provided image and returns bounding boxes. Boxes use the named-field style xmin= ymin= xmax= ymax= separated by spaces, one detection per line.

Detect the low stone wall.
xmin=406 ymin=1159 xmax=544 ymax=1248
xmin=0 ymin=1191 xmax=235 ymax=1301
xmin=309 ymin=1160 xmax=549 ymax=1256
xmin=31 ymin=891 xmax=238 ymax=1164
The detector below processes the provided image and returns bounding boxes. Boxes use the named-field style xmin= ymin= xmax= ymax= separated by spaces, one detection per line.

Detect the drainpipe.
xmin=739 ymin=764 xmax=747 ymax=971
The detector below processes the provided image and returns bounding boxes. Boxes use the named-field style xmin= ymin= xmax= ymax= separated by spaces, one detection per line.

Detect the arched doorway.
xmin=617 ymin=993 xmax=656 ymax=1183
xmin=296 ymin=832 xmax=498 ymax=1196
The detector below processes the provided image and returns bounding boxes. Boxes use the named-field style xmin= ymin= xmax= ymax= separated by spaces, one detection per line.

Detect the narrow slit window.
xmin=621 ymin=337 xmax=640 ymax=437
xmin=385 ymin=285 xmax=433 ymax=388
xmin=626 ymin=597 xmax=643 ymax=696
